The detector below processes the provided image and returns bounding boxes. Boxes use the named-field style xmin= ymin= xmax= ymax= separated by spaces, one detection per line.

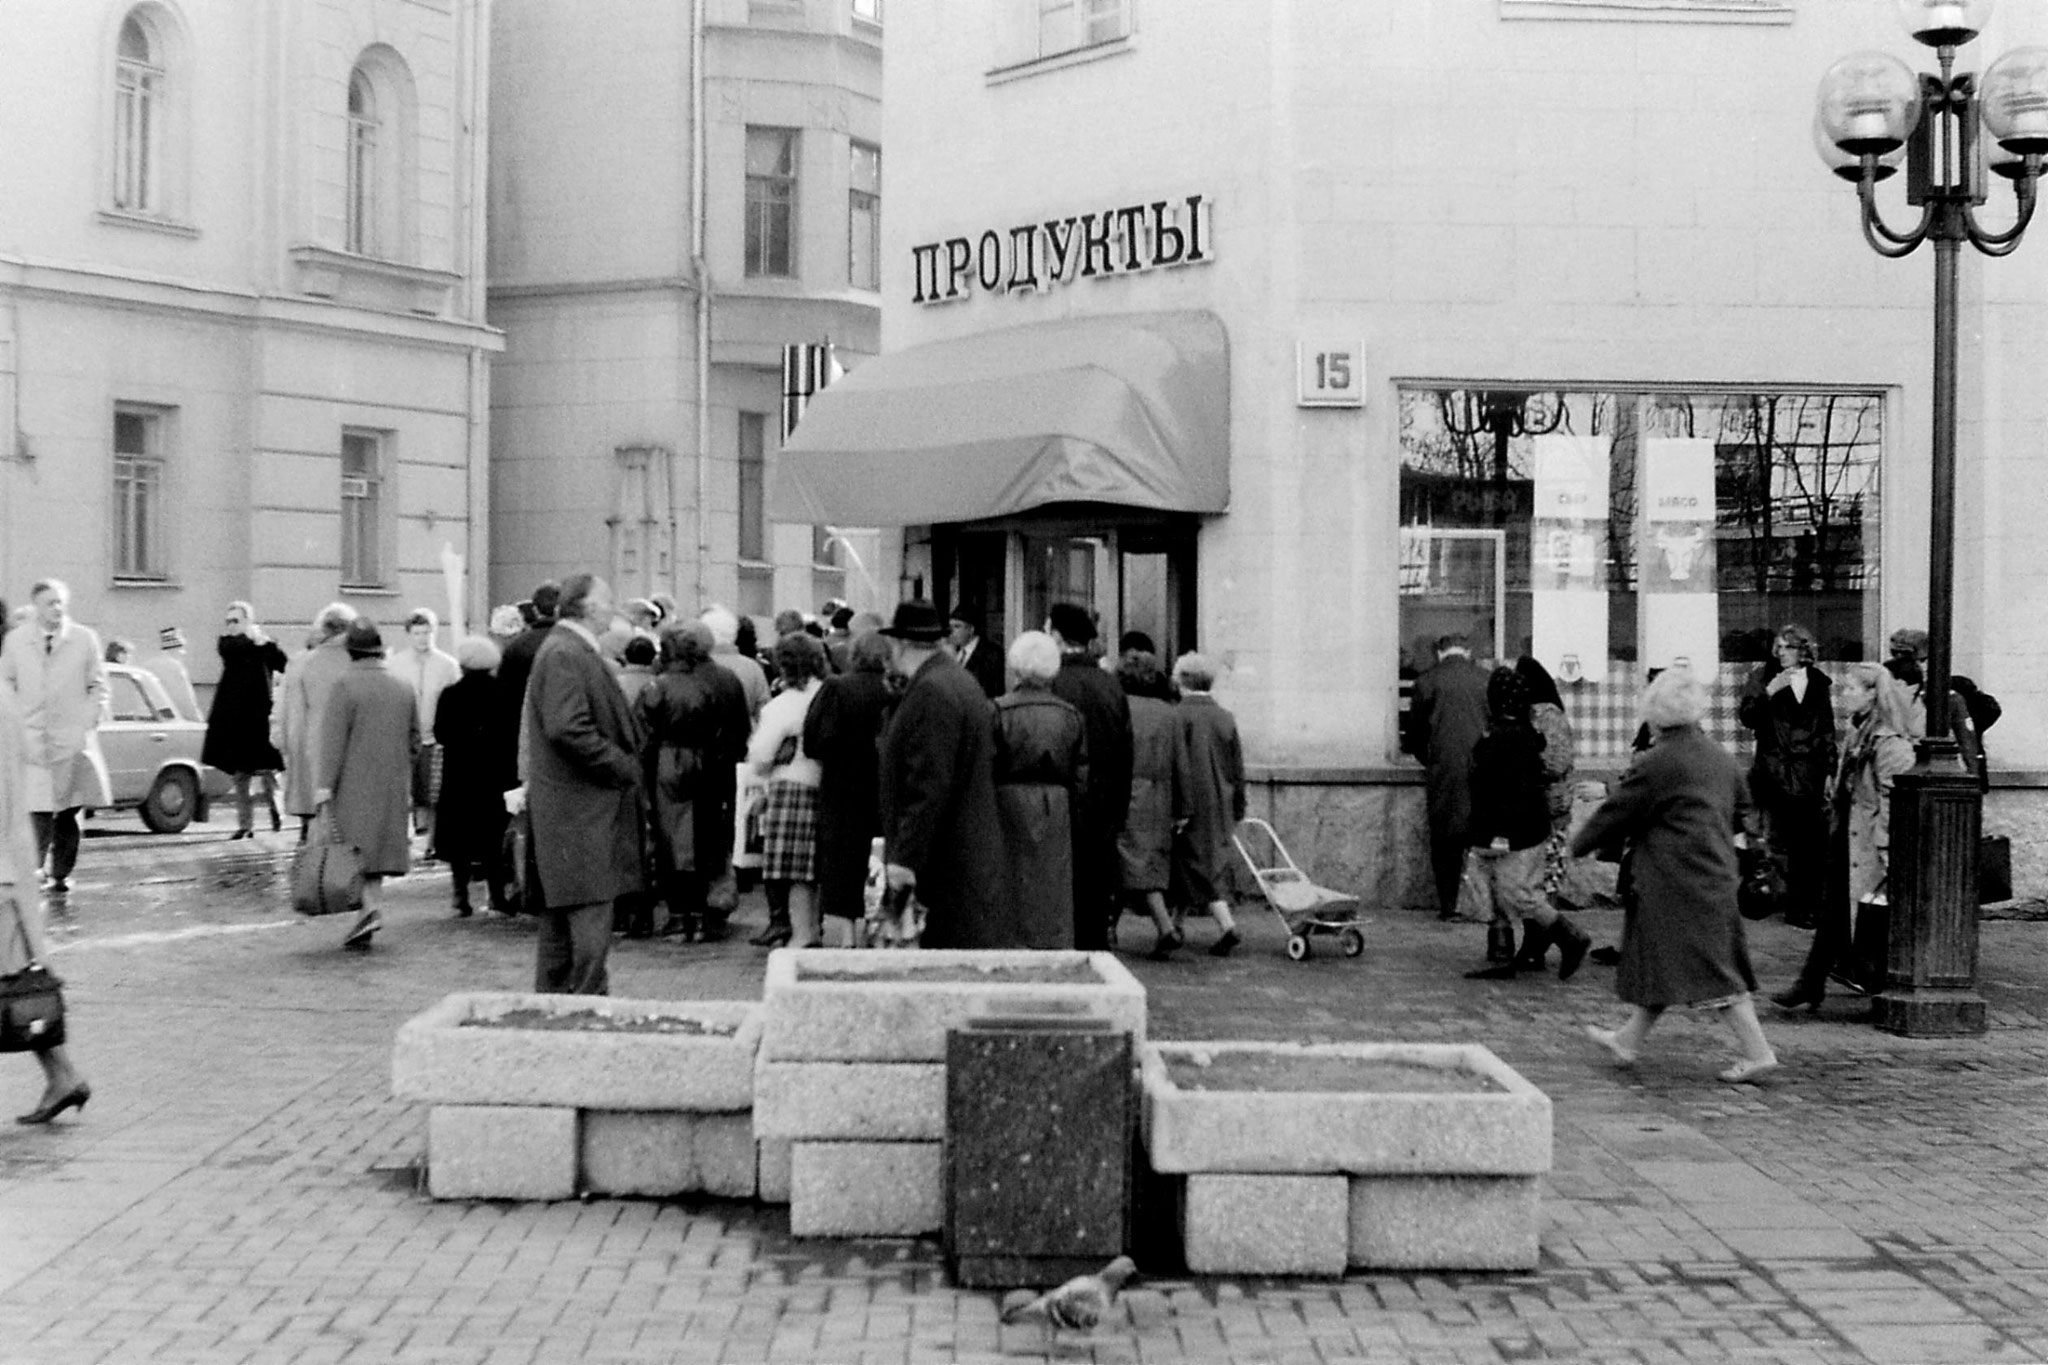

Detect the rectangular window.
xmin=1036 ymin=0 xmax=1127 ymax=58
xmin=1396 ymin=386 xmax=1881 ymax=760
xmin=745 ymin=127 xmax=798 ymax=278
xmin=852 ymin=0 xmax=882 ymax=20
xmin=738 ymin=412 xmax=768 ymax=563
xmin=113 ymin=406 xmax=168 ymax=580
xmin=113 ymin=59 xmax=162 ymax=212
xmin=848 ymin=142 xmax=880 ymax=291
xmin=341 ymin=428 xmax=386 ymax=588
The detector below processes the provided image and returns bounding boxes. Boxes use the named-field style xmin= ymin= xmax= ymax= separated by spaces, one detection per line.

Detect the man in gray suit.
xmin=523 ymin=573 xmax=645 ymax=995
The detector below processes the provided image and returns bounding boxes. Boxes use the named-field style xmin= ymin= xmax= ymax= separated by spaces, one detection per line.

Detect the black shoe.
xmin=1589 ymin=945 xmax=1622 ymax=966
xmin=1463 ymin=961 xmax=1518 ymax=980
xmin=1554 ymin=915 xmax=1593 ymax=982
xmin=1149 ymin=927 xmax=1185 ymax=961
xmin=1484 ymin=923 xmax=1516 ymax=964
xmin=1511 ymin=921 xmax=1554 ymax=974
xmin=453 ymin=898 xmax=474 ymax=919
xmin=1207 ymin=929 xmax=1241 ymax=958
xmin=17 ymin=1083 xmax=91 ymax=1125
xmin=749 ymin=925 xmax=793 ymax=949
xmin=1771 ymin=984 xmax=1825 ymax=1014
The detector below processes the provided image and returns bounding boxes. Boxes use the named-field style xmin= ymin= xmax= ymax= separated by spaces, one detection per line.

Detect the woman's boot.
xmin=1465 ymin=922 xmax=1520 ymax=980
xmin=1552 ymin=913 xmax=1593 ymax=981
xmin=1511 ymin=919 xmax=1555 ymax=974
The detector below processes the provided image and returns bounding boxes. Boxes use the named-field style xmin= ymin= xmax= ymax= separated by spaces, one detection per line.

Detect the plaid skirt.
xmin=758 ymin=780 xmax=820 ymax=883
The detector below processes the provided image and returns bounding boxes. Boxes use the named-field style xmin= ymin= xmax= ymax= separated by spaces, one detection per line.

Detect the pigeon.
xmin=999 ymin=1256 xmax=1137 ymax=1335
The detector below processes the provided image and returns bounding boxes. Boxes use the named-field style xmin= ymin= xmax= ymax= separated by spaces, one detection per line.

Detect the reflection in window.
xmin=745 ymin=127 xmax=797 ymax=278
xmin=114 ymin=406 xmax=168 ymax=580
xmin=113 ymin=14 xmax=164 ymax=213
xmin=346 ymin=67 xmax=379 ymax=255
xmin=341 ymin=429 xmax=385 ymax=587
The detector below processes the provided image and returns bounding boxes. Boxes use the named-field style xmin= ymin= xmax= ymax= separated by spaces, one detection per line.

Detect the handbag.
xmin=291 ymin=810 xmax=364 ymax=917
xmin=1737 ymin=842 xmax=1787 ymax=922
xmin=1980 ymin=834 xmax=2013 ymax=905
xmin=0 ymin=900 xmax=65 ymax=1053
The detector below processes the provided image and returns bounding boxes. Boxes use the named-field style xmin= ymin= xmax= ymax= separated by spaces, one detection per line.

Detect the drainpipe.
xmin=465 ymin=0 xmax=493 ymax=626
xmin=686 ymin=0 xmax=712 ymax=607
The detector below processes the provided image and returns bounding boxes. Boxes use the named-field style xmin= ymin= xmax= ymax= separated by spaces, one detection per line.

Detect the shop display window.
xmin=1396 ymin=386 xmax=1882 ymax=759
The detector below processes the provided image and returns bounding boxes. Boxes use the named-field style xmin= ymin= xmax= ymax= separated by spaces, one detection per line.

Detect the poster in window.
xmin=1530 ymin=434 xmax=1608 ymax=678
xmin=1642 ymin=438 xmax=1719 ymax=672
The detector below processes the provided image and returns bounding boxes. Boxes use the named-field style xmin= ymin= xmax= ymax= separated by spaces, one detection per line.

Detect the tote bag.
xmin=291 ymin=811 xmax=364 ymax=917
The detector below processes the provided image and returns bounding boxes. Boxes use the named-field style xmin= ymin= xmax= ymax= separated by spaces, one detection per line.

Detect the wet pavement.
xmin=4 ymin=820 xmax=2048 ymax=1364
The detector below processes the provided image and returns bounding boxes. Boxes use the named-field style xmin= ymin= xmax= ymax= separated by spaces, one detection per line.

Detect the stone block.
xmin=1348 ymin=1175 xmax=1540 ymax=1270
xmin=393 ymin=993 xmax=763 ymax=1111
xmin=695 ymin=1114 xmax=758 ymax=1199
xmin=788 ymin=1141 xmax=942 ymax=1237
xmin=1182 ymin=1174 xmax=1348 ymax=1277
xmin=581 ymin=1111 xmax=695 ymax=1197
xmin=757 ymin=1137 xmax=793 ymax=1204
xmin=427 ymin=1105 xmax=577 ymax=1201
xmin=753 ymin=1061 xmax=946 ymax=1140
xmin=1142 ymin=1041 xmax=1551 ymax=1175
xmin=760 ymin=950 xmax=1145 ymax=1063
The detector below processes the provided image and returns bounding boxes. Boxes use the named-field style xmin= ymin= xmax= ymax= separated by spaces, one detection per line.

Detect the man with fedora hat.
xmin=1046 ymin=602 xmax=1132 ymax=951
xmin=877 ymin=600 xmax=1010 ymax=948
xmin=946 ymin=604 xmax=1005 ymax=699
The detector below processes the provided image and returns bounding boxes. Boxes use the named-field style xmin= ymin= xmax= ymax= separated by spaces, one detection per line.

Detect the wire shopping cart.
xmin=1231 ymin=817 xmax=1368 ymax=962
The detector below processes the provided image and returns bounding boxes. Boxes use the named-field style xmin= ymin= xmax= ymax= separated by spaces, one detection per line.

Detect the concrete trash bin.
xmin=944 ymin=1010 xmax=1133 ymax=1289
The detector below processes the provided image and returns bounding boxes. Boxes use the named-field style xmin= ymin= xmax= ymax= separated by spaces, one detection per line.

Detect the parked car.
xmin=95 ymin=662 xmax=233 ymax=833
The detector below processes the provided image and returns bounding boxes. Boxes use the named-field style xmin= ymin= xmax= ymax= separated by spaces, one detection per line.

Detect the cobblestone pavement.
xmin=3 ymin=829 xmax=2047 ymax=1364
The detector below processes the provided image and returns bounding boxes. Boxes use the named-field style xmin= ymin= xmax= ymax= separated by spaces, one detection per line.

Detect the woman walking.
xmin=1 ymin=597 xmax=91 ymax=1123
xmin=638 ymin=623 xmax=751 ymax=941
xmin=1171 ymin=653 xmax=1245 ymax=956
xmin=316 ymin=621 xmax=420 ymax=949
xmin=202 ymin=601 xmax=289 ymax=838
xmin=1570 ymin=670 xmax=1778 ymax=1082
xmin=1117 ymin=654 xmax=1187 ymax=957
xmin=993 ymin=631 xmax=1089 ymax=950
xmin=803 ymin=628 xmax=895 ymax=940
xmin=1773 ymin=663 xmax=1919 ymax=1012
xmin=746 ymin=633 xmax=828 ymax=948
xmin=434 ymin=637 xmax=514 ymax=917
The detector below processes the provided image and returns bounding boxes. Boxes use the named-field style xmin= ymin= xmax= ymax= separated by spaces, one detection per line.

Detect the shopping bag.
xmin=1980 ymin=834 xmax=2013 ymax=905
xmin=1453 ymin=849 xmax=1494 ymax=923
xmin=291 ymin=811 xmax=364 ymax=917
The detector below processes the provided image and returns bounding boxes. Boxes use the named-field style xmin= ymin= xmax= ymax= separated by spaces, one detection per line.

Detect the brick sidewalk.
xmin=4 ymin=863 xmax=2048 ymax=1364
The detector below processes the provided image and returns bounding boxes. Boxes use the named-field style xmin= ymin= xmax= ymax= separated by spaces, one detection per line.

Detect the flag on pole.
xmin=781 ymin=340 xmax=843 ymax=444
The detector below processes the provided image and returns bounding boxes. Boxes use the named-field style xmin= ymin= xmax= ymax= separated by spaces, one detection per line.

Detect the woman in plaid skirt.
xmin=746 ymin=631 xmax=829 ymax=948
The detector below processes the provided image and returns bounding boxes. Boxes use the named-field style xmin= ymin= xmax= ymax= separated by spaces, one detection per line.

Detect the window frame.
xmin=744 ymin=126 xmax=800 ymax=279
xmin=993 ymin=0 xmax=1131 ymax=74
xmin=848 ymin=141 xmax=881 ymax=292
xmin=340 ymin=427 xmax=391 ymax=590
xmin=1498 ymin=0 xmax=1792 ymax=23
xmin=738 ymin=411 xmax=769 ymax=566
xmin=102 ymin=5 xmax=194 ymax=232
xmin=113 ymin=15 xmax=165 ymax=215
xmin=112 ymin=403 xmax=172 ymax=583
xmin=346 ymin=68 xmax=380 ymax=257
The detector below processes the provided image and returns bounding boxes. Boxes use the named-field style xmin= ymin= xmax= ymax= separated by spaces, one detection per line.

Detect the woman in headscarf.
xmin=803 ymin=628 xmax=895 ymax=938
xmin=434 ymin=636 xmax=514 ymax=917
xmin=992 ymin=631 xmax=1089 ymax=950
xmin=637 ymin=623 xmax=751 ymax=941
xmin=1116 ymin=652 xmax=1188 ymax=957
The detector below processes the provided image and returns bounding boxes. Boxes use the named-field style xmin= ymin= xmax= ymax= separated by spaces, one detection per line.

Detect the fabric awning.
xmin=769 ymin=310 xmax=1228 ymax=526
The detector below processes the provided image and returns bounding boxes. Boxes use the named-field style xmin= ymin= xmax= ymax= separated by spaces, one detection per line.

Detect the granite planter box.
xmin=1142 ymin=1041 xmax=1551 ymax=1272
xmin=393 ymin=993 xmax=763 ymax=1112
xmin=759 ymin=949 xmax=1145 ymax=1063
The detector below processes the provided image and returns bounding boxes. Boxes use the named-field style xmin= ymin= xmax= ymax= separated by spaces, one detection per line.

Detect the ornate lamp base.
xmin=1875 ymin=744 xmax=1986 ymax=1038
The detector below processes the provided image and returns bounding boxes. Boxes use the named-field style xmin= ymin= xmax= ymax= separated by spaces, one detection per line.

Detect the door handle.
xmin=149 ymin=733 xmax=168 ymax=743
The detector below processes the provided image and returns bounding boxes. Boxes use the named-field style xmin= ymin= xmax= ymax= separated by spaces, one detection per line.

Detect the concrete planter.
xmin=1141 ymin=1041 xmax=1551 ymax=1272
xmin=392 ymin=992 xmax=763 ymax=1112
xmin=759 ymin=949 xmax=1145 ymax=1063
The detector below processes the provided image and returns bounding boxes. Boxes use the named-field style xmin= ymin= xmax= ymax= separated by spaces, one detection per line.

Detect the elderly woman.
xmin=1571 ymin=669 xmax=1779 ymax=1082
xmin=434 ymin=637 xmax=514 ymax=917
xmin=0 ymin=596 xmax=92 ymax=1123
xmin=1774 ymin=663 xmax=1920 ymax=1012
xmin=747 ymin=632 xmax=829 ymax=947
xmin=638 ymin=623 xmax=751 ymax=941
xmin=317 ymin=621 xmax=421 ymax=950
xmin=804 ymin=628 xmax=896 ymax=937
xmin=1172 ymin=652 xmax=1245 ymax=956
xmin=1738 ymin=624 xmax=1837 ymax=929
xmin=1117 ymin=653 xmax=1187 ymax=957
xmin=993 ymin=631 xmax=1089 ymax=950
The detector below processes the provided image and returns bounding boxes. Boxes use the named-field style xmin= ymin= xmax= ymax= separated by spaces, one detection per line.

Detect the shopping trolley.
xmin=1231 ymin=817 xmax=1368 ymax=962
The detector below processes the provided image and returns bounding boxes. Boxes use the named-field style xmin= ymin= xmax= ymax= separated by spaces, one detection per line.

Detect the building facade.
xmin=487 ymin=0 xmax=885 ymax=619
xmin=0 ymin=0 xmax=498 ymax=673
xmin=777 ymin=0 xmax=2048 ymax=904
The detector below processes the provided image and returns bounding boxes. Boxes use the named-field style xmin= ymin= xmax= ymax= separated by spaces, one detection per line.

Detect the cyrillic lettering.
xmin=1041 ymin=218 xmax=1079 ymax=285
xmin=1149 ymin=201 xmax=1185 ymax=268
xmin=1006 ymin=225 xmax=1042 ymax=292
xmin=1112 ymin=205 xmax=1147 ymax=273
xmin=1183 ymin=194 xmax=1211 ymax=264
xmin=944 ymin=237 xmax=973 ymax=300
xmin=976 ymin=231 xmax=1003 ymax=293
xmin=910 ymin=242 xmax=942 ymax=304
xmin=1078 ymin=212 xmax=1115 ymax=278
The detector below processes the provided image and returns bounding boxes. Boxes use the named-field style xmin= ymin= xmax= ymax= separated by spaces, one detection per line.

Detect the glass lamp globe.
xmin=1817 ymin=52 xmax=1923 ymax=155
xmin=1813 ymin=113 xmax=1904 ymax=182
xmin=1981 ymin=47 xmax=2048 ymax=155
xmin=1896 ymin=0 xmax=1991 ymax=48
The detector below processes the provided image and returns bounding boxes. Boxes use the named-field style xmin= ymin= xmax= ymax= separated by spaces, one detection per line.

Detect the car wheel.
xmin=141 ymin=768 xmax=200 ymax=834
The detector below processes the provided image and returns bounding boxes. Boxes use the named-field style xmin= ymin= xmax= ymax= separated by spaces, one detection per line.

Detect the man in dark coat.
xmin=877 ymin=600 xmax=1009 ymax=948
xmin=1045 ymin=603 xmax=1132 ymax=950
xmin=523 ymin=574 xmax=645 ymax=994
xmin=804 ymin=628 xmax=896 ymax=926
xmin=1406 ymin=633 xmax=1490 ymax=919
xmin=497 ymin=581 xmax=559 ymax=758
xmin=947 ymin=604 xmax=1006 ymax=700
xmin=636 ymin=622 xmax=751 ymax=940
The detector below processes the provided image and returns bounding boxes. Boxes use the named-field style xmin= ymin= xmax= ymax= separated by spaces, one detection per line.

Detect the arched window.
xmin=113 ymin=12 xmax=164 ymax=212
xmin=346 ymin=67 xmax=379 ymax=255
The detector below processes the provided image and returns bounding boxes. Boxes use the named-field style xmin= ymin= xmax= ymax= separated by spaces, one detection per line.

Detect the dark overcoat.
xmin=878 ymin=651 xmax=1008 ymax=948
xmin=803 ymin=667 xmax=894 ymax=921
xmin=1467 ymin=725 xmax=1551 ymax=852
xmin=1174 ymin=693 xmax=1245 ymax=905
xmin=636 ymin=659 xmax=750 ymax=879
xmin=1407 ymin=653 xmax=1489 ymax=840
xmin=992 ymin=685 xmax=1089 ymax=949
xmin=317 ymin=659 xmax=419 ymax=877
xmin=1569 ymin=723 xmax=1759 ymax=1008
xmin=202 ymin=634 xmax=287 ymax=774
xmin=958 ymin=637 xmax=1006 ymax=700
xmin=524 ymin=626 xmax=646 ymax=910
xmin=1738 ymin=663 xmax=1837 ymax=807
xmin=434 ymin=668 xmax=514 ymax=867
xmin=1119 ymin=694 xmax=1187 ymax=893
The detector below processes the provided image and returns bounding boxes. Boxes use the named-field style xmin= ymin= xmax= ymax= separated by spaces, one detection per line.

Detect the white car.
xmin=93 ymin=663 xmax=234 ymax=833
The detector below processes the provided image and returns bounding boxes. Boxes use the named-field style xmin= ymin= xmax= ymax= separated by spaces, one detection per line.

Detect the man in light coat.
xmin=273 ymin=604 xmax=358 ymax=841
xmin=0 ymin=581 xmax=108 ymax=895
xmin=524 ymin=574 xmax=645 ymax=995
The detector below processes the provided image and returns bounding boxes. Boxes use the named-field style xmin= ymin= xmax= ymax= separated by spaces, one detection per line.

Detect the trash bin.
xmin=944 ymin=1009 xmax=1133 ymax=1289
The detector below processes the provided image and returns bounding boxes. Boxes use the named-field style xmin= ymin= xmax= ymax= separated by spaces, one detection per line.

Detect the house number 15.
xmin=1297 ymin=340 xmax=1365 ymax=408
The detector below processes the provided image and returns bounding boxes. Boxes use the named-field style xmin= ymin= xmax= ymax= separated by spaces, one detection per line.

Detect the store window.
xmin=1397 ymin=386 xmax=1882 ymax=758
xmin=113 ymin=405 xmax=170 ymax=581
xmin=745 ymin=127 xmax=798 ymax=278
xmin=340 ymin=428 xmax=387 ymax=588
xmin=848 ymin=142 xmax=880 ymax=292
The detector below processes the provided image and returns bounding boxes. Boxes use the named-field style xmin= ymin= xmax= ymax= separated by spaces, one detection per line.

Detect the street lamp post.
xmin=1816 ymin=0 xmax=2047 ymax=1037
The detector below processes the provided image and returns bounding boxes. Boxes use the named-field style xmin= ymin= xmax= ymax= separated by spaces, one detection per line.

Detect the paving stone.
xmin=788 ymin=1142 xmax=943 ymax=1238
xmin=1182 ymin=1174 xmax=1348 ymax=1277
xmin=1346 ymin=1175 xmax=1540 ymax=1271
xmin=427 ymin=1105 xmax=578 ymax=1201
xmin=753 ymin=1062 xmax=945 ymax=1140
